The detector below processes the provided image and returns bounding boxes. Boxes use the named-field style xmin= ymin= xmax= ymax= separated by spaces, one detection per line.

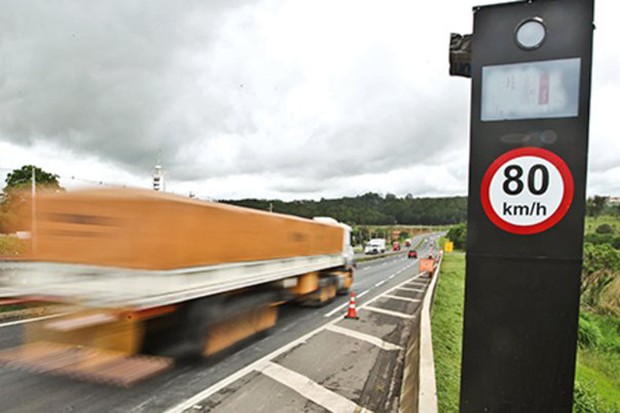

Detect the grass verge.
xmin=431 ymin=251 xmax=465 ymax=412
xmin=431 ymin=251 xmax=620 ymax=412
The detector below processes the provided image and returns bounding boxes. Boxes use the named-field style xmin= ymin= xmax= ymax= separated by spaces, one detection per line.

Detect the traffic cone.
xmin=344 ymin=291 xmax=359 ymax=320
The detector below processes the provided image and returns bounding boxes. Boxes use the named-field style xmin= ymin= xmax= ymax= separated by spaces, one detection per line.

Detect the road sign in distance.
xmin=480 ymin=147 xmax=573 ymax=235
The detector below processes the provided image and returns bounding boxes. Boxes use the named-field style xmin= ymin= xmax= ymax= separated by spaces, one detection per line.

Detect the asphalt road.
xmin=0 ymin=236 xmax=438 ymax=413
xmin=353 ymin=233 xmax=428 ymax=260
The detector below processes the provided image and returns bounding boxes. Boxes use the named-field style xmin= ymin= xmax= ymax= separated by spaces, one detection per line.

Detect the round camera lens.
xmin=516 ymin=19 xmax=546 ymax=49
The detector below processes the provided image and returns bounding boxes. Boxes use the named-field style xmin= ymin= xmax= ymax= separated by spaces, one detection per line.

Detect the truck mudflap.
xmin=0 ymin=341 xmax=172 ymax=387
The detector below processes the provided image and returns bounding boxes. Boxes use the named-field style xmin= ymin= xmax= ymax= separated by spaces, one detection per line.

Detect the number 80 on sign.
xmin=480 ymin=147 xmax=574 ymax=235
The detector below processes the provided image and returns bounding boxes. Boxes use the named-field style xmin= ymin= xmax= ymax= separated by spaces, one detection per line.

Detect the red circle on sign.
xmin=480 ymin=147 xmax=574 ymax=235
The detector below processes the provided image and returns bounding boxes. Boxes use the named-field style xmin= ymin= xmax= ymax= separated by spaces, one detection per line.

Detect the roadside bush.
xmin=573 ymin=381 xmax=601 ymax=413
xmin=578 ymin=314 xmax=602 ymax=349
xmin=446 ymin=223 xmax=467 ymax=250
xmin=581 ymin=243 xmax=620 ymax=310
xmin=584 ymin=233 xmax=614 ymax=246
xmin=596 ymin=224 xmax=614 ymax=235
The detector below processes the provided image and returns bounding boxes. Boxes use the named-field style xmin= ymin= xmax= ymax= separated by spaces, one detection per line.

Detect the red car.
xmin=407 ymin=250 xmax=418 ymax=259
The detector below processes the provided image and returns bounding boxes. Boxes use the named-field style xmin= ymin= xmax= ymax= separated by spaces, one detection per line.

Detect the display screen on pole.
xmin=481 ymin=58 xmax=580 ymax=121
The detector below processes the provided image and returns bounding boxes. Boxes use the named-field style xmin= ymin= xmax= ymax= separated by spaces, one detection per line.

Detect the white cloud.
xmin=0 ymin=0 xmax=617 ymax=200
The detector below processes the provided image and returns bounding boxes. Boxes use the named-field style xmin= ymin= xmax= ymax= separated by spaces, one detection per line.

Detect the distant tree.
xmin=586 ymin=196 xmax=608 ymax=218
xmin=222 ymin=193 xmax=467 ymax=226
xmin=0 ymin=165 xmax=63 ymax=232
xmin=4 ymin=165 xmax=61 ymax=191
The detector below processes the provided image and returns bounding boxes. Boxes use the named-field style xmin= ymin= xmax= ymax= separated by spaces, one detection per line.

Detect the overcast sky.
xmin=0 ymin=0 xmax=617 ymax=201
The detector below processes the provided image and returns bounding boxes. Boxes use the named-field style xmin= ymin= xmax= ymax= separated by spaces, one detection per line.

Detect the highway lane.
xmin=353 ymin=233 xmax=428 ymax=260
xmin=0 ymin=236 xmax=437 ymax=413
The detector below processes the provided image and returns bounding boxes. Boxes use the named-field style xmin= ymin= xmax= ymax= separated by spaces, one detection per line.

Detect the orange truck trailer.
xmin=0 ymin=188 xmax=354 ymax=386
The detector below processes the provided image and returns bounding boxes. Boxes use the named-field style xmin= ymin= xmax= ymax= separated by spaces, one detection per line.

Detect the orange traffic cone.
xmin=344 ymin=291 xmax=359 ymax=320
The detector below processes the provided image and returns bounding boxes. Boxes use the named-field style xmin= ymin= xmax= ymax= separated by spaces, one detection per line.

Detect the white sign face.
xmin=481 ymin=148 xmax=573 ymax=234
xmin=481 ymin=58 xmax=580 ymax=121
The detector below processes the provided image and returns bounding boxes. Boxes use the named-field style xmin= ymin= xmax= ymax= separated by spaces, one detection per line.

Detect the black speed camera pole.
xmin=450 ymin=0 xmax=595 ymax=411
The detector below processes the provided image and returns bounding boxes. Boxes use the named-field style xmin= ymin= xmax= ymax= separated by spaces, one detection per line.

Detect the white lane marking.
xmin=0 ymin=313 xmax=66 ymax=328
xmin=326 ymin=325 xmax=402 ymax=352
xmin=164 ymin=315 xmax=346 ymax=413
xmin=382 ymin=294 xmax=421 ymax=303
xmin=360 ymin=272 xmax=425 ymax=309
xmin=398 ymin=287 xmax=425 ymax=293
xmin=323 ymin=301 xmax=350 ymax=318
xmin=323 ymin=287 xmax=371 ymax=318
xmin=388 ymin=274 xmax=395 ymax=280
xmin=260 ymin=362 xmax=372 ymax=413
xmin=362 ymin=306 xmax=415 ymax=319
xmin=165 ymin=273 xmax=421 ymax=413
xmin=405 ymin=283 xmax=427 ymax=288
xmin=374 ymin=280 xmax=387 ymax=287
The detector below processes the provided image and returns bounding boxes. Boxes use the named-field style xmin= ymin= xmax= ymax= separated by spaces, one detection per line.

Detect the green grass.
xmin=431 ymin=251 xmax=620 ymax=412
xmin=431 ymin=251 xmax=465 ymax=412
xmin=575 ymin=312 xmax=620 ymax=412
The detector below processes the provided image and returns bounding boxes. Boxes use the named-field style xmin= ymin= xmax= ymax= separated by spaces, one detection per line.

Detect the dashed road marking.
xmin=326 ymin=325 xmax=402 ymax=351
xmin=374 ymin=280 xmax=387 ymax=287
xmin=363 ymin=306 xmax=415 ymax=319
xmin=166 ymin=271 xmax=424 ymax=413
xmin=383 ymin=294 xmax=421 ymax=303
xmin=260 ymin=362 xmax=372 ymax=413
xmin=398 ymin=287 xmax=425 ymax=293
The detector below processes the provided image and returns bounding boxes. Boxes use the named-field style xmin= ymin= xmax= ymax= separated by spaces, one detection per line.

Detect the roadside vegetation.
xmin=434 ymin=197 xmax=620 ymax=412
xmin=223 ymin=192 xmax=467 ymax=226
xmin=431 ymin=251 xmax=465 ymax=412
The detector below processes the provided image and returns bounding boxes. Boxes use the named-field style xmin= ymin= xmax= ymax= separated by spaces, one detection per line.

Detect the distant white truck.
xmin=364 ymin=238 xmax=386 ymax=255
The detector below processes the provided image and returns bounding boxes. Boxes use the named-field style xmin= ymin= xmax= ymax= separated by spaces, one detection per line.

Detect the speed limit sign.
xmin=480 ymin=147 xmax=574 ymax=235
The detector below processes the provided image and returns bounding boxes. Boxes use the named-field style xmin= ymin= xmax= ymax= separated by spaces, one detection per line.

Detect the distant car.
xmin=407 ymin=250 xmax=418 ymax=259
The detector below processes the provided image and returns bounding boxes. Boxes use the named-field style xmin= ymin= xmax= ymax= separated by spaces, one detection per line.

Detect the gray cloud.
xmin=0 ymin=0 xmax=617 ymax=200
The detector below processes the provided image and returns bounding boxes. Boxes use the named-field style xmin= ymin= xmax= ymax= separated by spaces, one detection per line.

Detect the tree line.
xmin=222 ymin=192 xmax=467 ymax=226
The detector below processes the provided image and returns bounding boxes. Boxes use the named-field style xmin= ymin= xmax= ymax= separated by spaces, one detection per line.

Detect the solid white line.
xmin=326 ymin=325 xmax=402 ymax=351
xmin=165 ymin=272 xmax=423 ymax=413
xmin=362 ymin=306 xmax=414 ymax=319
xmin=419 ymin=254 xmax=443 ymax=413
xmin=323 ymin=301 xmax=349 ymax=318
xmin=163 ymin=317 xmax=346 ymax=413
xmin=260 ymin=362 xmax=372 ymax=413
xmin=383 ymin=294 xmax=421 ymax=303
xmin=375 ymin=280 xmax=386 ymax=287
xmin=0 ymin=313 xmax=66 ymax=328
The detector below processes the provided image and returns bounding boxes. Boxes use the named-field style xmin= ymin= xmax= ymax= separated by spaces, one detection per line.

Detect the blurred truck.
xmin=0 ymin=188 xmax=354 ymax=386
xmin=364 ymin=238 xmax=386 ymax=254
